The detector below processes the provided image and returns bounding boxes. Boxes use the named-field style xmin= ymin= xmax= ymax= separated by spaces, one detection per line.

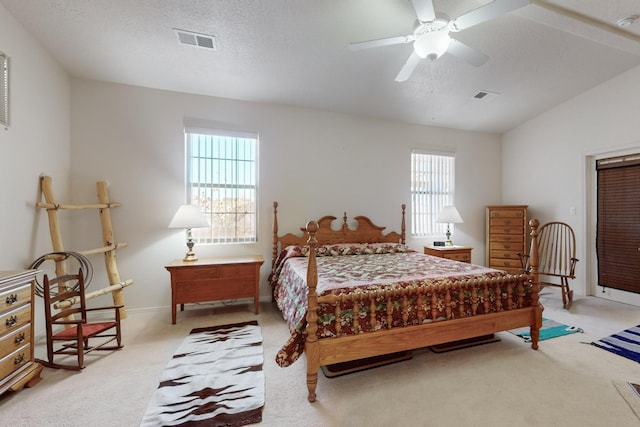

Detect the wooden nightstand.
xmin=165 ymin=255 xmax=264 ymax=324
xmin=424 ymin=245 xmax=473 ymax=263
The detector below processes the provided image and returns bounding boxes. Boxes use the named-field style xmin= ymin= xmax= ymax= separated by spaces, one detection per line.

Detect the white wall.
xmin=70 ymin=79 xmax=503 ymax=312
xmin=0 ymin=4 xmax=70 ymax=335
xmin=0 ymin=4 xmax=71 ymax=270
xmin=503 ymin=65 xmax=640 ymax=304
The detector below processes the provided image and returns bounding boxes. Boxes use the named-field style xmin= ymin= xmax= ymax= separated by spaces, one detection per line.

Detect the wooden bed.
xmin=270 ymin=202 xmax=542 ymax=402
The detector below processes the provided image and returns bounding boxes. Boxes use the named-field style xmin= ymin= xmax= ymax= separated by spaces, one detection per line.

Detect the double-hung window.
xmin=185 ymin=127 xmax=258 ymax=244
xmin=410 ymin=149 xmax=456 ymax=237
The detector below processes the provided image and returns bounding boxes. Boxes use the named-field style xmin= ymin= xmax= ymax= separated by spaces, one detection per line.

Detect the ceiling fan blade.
xmin=395 ymin=51 xmax=422 ymax=82
xmin=452 ymin=0 xmax=529 ymax=31
xmin=349 ymin=35 xmax=413 ymax=51
xmin=447 ymin=39 xmax=489 ymax=66
xmin=411 ymin=0 xmax=436 ymax=23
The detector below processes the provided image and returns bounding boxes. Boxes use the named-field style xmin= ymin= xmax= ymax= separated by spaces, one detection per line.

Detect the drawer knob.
xmin=14 ymin=353 xmax=25 ymax=365
xmin=5 ymin=294 xmax=18 ymax=305
xmin=6 ymin=315 xmax=18 ymax=327
xmin=14 ymin=332 xmax=26 ymax=345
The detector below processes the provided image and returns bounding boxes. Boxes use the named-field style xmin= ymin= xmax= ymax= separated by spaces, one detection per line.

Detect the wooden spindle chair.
xmin=520 ymin=221 xmax=578 ymax=308
xmin=41 ymin=269 xmax=123 ymax=370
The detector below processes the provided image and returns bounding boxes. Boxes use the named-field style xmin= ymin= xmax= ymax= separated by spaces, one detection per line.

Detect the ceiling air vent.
xmin=174 ymin=29 xmax=216 ymax=51
xmin=473 ymin=90 xmax=500 ymax=102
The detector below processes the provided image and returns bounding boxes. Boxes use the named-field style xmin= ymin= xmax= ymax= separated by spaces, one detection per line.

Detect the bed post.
xmin=401 ymin=204 xmax=406 ymax=244
xmin=304 ymin=220 xmax=320 ymax=402
xmin=272 ymin=202 xmax=279 ymax=270
xmin=528 ymin=219 xmax=542 ymax=349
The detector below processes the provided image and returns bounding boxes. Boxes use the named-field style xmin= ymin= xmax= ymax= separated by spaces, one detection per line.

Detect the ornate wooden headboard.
xmin=271 ymin=201 xmax=406 ymax=269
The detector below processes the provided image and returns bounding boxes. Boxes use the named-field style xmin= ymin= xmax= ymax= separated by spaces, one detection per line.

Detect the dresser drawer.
xmin=0 ymin=305 xmax=31 ymax=336
xmin=489 ymin=226 xmax=525 ymax=235
xmin=0 ymin=284 xmax=31 ymax=314
xmin=489 ymin=249 xmax=523 ymax=260
xmin=488 ymin=233 xmax=524 ymax=244
xmin=0 ymin=343 xmax=30 ymax=380
xmin=489 ymin=241 xmax=523 ymax=251
xmin=489 ymin=210 xmax=525 ymax=219
xmin=489 ymin=258 xmax=523 ymax=271
xmin=0 ymin=324 xmax=30 ymax=358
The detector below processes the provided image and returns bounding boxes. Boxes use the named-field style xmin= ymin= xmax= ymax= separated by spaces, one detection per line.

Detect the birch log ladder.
xmin=36 ymin=175 xmax=133 ymax=318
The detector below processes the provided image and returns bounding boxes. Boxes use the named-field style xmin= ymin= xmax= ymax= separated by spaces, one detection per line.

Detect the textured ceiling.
xmin=2 ymin=0 xmax=640 ymax=133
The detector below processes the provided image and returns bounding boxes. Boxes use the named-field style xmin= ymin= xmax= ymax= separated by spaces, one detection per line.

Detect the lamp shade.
xmin=436 ymin=206 xmax=463 ymax=224
xmin=168 ymin=204 xmax=209 ymax=229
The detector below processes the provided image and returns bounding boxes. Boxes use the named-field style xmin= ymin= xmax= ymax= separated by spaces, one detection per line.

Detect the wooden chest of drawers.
xmin=424 ymin=246 xmax=472 ymax=263
xmin=485 ymin=205 xmax=528 ymax=274
xmin=165 ymin=256 xmax=264 ymax=324
xmin=0 ymin=270 xmax=42 ymax=395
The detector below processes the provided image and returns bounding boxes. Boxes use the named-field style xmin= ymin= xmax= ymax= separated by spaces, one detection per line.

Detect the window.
xmin=185 ymin=128 xmax=258 ymax=244
xmin=410 ymin=149 xmax=455 ymax=237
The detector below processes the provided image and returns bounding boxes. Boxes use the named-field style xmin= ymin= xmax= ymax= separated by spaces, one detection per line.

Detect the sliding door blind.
xmin=596 ymin=154 xmax=640 ymax=293
xmin=187 ymin=130 xmax=258 ymax=244
xmin=411 ymin=150 xmax=455 ymax=237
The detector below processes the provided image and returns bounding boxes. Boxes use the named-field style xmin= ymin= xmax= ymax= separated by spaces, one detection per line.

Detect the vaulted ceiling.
xmin=2 ymin=0 xmax=640 ymax=133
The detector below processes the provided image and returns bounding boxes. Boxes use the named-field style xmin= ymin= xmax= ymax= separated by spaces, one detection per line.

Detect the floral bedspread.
xmin=270 ymin=243 xmax=527 ymax=367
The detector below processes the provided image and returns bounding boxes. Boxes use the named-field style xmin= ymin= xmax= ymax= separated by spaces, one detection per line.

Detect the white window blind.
xmin=185 ymin=128 xmax=258 ymax=244
xmin=411 ymin=150 xmax=455 ymax=237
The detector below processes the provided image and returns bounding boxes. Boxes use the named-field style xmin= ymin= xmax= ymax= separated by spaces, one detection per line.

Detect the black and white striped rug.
xmin=141 ymin=321 xmax=264 ymax=427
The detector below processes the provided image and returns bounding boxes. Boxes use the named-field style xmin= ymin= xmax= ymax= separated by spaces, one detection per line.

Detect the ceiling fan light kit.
xmin=413 ymin=22 xmax=451 ymax=60
xmin=349 ymin=0 xmax=529 ymax=82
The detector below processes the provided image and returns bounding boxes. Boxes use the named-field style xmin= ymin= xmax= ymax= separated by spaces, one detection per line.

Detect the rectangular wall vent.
xmin=174 ymin=29 xmax=217 ymax=51
xmin=473 ymin=90 xmax=500 ymax=102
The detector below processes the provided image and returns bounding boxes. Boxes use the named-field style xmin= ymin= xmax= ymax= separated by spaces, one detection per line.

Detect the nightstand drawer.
xmin=444 ymin=253 xmax=471 ymax=262
xmin=172 ymin=264 xmax=255 ymax=282
xmin=424 ymin=246 xmax=472 ymax=264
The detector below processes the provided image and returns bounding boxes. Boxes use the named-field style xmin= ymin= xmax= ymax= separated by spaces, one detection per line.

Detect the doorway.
xmin=586 ymin=148 xmax=640 ymax=306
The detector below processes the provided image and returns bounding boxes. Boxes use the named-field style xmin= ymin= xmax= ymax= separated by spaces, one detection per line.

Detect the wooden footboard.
xmin=303 ymin=219 xmax=542 ymax=402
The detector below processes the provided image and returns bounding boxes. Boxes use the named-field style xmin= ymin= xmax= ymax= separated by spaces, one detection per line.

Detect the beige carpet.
xmin=2 ymin=288 xmax=640 ymax=427
xmin=613 ymin=381 xmax=640 ymax=421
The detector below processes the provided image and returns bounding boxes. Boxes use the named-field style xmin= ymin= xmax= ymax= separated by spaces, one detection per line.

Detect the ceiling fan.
xmin=349 ymin=0 xmax=529 ymax=82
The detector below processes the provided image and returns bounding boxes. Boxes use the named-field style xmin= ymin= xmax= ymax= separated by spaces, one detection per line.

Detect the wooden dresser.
xmin=165 ymin=256 xmax=264 ymax=324
xmin=485 ymin=205 xmax=528 ymax=274
xmin=0 ymin=270 xmax=42 ymax=395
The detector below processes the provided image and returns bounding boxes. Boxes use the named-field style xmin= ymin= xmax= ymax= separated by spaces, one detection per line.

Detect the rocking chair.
xmin=41 ymin=270 xmax=123 ymax=370
xmin=520 ymin=221 xmax=578 ymax=308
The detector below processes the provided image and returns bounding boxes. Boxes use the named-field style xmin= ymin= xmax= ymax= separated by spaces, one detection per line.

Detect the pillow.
xmin=286 ymin=242 xmax=411 ymax=257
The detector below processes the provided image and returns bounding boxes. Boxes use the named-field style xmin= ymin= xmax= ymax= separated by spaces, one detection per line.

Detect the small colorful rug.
xmin=613 ymin=380 xmax=640 ymax=420
xmin=140 ymin=321 xmax=264 ymax=427
xmin=592 ymin=325 xmax=640 ymax=363
xmin=508 ymin=317 xmax=583 ymax=343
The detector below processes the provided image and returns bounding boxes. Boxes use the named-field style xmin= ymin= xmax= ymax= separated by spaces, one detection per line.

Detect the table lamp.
xmin=436 ymin=206 xmax=463 ymax=246
xmin=168 ymin=204 xmax=209 ymax=261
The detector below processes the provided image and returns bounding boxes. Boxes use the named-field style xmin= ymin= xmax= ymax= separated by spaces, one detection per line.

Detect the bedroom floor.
xmin=2 ymin=288 xmax=640 ymax=427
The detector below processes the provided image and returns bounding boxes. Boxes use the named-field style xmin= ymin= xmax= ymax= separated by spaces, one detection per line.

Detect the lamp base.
xmin=183 ymin=251 xmax=198 ymax=262
xmin=445 ymin=240 xmax=453 ymax=246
